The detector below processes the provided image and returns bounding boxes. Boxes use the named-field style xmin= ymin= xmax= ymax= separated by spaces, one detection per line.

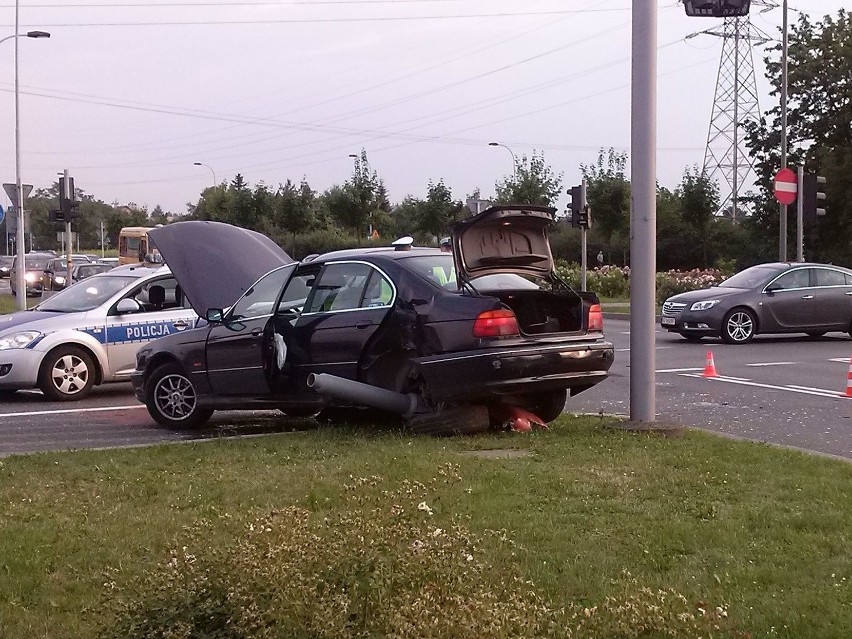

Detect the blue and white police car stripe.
xmin=78 ymin=320 xmax=189 ymax=345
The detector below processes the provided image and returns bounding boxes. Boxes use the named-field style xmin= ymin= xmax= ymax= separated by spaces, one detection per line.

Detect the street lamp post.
xmin=7 ymin=13 xmax=51 ymax=310
xmin=193 ymin=162 xmax=217 ymax=187
xmin=488 ymin=142 xmax=517 ymax=178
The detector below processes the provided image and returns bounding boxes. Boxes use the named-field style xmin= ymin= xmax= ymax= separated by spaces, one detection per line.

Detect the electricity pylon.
xmin=691 ymin=9 xmax=773 ymax=221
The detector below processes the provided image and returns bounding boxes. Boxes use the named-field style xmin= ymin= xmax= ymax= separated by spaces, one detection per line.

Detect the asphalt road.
xmin=0 ymin=293 xmax=850 ymax=458
xmin=572 ymin=318 xmax=852 ymax=458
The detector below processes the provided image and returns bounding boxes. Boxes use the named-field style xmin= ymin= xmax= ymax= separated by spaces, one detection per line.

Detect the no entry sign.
xmin=773 ymin=167 xmax=797 ymax=205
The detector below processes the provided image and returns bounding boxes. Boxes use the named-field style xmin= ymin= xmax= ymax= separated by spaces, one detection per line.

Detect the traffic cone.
xmin=845 ymin=357 xmax=852 ymax=398
xmin=703 ymin=350 xmax=719 ymax=378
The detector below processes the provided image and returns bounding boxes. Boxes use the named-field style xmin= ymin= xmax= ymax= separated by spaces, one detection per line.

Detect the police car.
xmin=0 ymin=264 xmax=199 ymax=401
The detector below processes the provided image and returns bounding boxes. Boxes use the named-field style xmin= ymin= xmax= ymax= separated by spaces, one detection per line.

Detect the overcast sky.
xmin=0 ymin=0 xmax=846 ymax=216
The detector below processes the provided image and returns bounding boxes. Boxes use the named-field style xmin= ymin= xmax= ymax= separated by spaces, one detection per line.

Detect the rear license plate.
xmin=661 ymin=316 xmax=676 ymax=327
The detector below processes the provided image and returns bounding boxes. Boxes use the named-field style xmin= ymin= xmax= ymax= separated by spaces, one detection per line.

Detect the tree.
xmin=677 ymin=167 xmax=719 ymax=268
xmin=276 ymin=179 xmax=316 ymax=254
xmin=581 ymin=149 xmax=631 ymax=263
xmin=415 ymin=180 xmax=464 ymax=240
xmin=493 ymin=151 xmax=563 ymax=206
xmin=745 ymin=9 xmax=852 ymax=264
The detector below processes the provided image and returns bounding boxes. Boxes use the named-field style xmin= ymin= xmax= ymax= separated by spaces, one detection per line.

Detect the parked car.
xmin=9 ymin=253 xmax=54 ymax=297
xmin=131 ymin=209 xmax=615 ymax=432
xmin=42 ymin=257 xmax=95 ymax=291
xmin=0 ymin=255 xmax=13 ymax=278
xmin=660 ymin=262 xmax=852 ymax=344
xmin=96 ymin=257 xmax=120 ymax=266
xmin=73 ymin=262 xmax=116 ymax=281
xmin=0 ymin=264 xmax=198 ymax=400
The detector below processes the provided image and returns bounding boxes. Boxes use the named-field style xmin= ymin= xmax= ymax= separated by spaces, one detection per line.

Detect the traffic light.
xmin=577 ymin=204 xmax=591 ymax=229
xmin=567 ymin=185 xmax=583 ymax=228
xmin=48 ymin=208 xmax=64 ymax=222
xmin=802 ymin=173 xmax=827 ymax=224
xmin=683 ymin=1 xmax=750 ymax=17
xmin=58 ymin=176 xmax=80 ymax=220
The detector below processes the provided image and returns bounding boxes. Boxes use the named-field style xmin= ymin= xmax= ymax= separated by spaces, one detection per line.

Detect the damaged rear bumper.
xmin=414 ymin=340 xmax=614 ymax=403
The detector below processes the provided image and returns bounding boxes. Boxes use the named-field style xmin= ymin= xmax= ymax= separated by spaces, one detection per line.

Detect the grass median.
xmin=1 ymin=416 xmax=850 ymax=638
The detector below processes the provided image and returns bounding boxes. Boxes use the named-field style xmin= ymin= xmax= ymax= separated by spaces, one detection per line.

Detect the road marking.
xmin=787 ymin=384 xmax=848 ymax=394
xmin=746 ymin=362 xmax=796 ymax=367
xmin=657 ymin=367 xmax=704 ymax=373
xmin=829 ymin=357 xmax=851 ymax=363
xmin=681 ymin=374 xmax=846 ymax=399
xmin=0 ymin=404 xmax=145 ymax=419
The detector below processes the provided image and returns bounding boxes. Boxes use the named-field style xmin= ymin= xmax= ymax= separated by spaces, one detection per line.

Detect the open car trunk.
xmin=476 ymin=285 xmax=587 ymax=335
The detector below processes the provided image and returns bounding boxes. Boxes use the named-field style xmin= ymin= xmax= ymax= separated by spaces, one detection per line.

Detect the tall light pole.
xmin=779 ymin=0 xmax=788 ymax=261
xmin=193 ymin=162 xmax=216 ymax=187
xmin=488 ymin=142 xmax=517 ymax=177
xmin=8 ymin=16 xmax=51 ymax=310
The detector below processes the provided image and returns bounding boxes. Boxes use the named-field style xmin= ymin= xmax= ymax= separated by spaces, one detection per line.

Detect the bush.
xmin=556 ymin=261 xmax=728 ymax=305
xmin=101 ymin=468 xmax=736 ymax=639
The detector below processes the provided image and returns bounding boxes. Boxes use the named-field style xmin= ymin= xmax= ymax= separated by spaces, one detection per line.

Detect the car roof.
xmin=311 ymin=246 xmax=443 ymax=262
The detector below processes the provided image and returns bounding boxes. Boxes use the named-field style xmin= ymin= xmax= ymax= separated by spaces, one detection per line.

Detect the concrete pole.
xmin=779 ymin=0 xmax=789 ymax=261
xmin=64 ymin=169 xmax=73 ymax=286
xmin=14 ymin=0 xmax=26 ymax=310
xmin=580 ymin=178 xmax=587 ymax=291
xmin=630 ymin=1 xmax=656 ymax=423
xmin=796 ymin=165 xmax=804 ymax=262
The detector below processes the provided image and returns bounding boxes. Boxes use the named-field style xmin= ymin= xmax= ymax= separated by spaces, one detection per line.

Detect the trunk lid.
xmin=451 ymin=205 xmax=556 ymax=284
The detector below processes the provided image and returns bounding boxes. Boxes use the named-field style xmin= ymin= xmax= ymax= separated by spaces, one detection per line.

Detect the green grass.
xmin=0 ymin=417 xmax=851 ymax=637
xmin=0 ymin=291 xmax=39 ymax=313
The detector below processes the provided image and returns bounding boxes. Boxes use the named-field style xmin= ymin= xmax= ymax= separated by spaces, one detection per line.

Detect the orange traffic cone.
xmin=703 ymin=350 xmax=719 ymax=378
xmin=845 ymin=357 xmax=852 ymax=398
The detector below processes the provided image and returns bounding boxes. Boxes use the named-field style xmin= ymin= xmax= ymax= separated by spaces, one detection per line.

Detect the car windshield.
xmin=36 ymin=274 xmax=140 ymax=312
xmin=16 ymin=256 xmax=51 ymax=270
xmin=718 ymin=265 xmax=780 ymax=289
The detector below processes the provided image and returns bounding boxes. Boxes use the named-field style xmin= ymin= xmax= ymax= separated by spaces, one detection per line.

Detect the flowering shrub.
xmin=555 ymin=261 xmax=729 ymax=304
xmin=102 ymin=467 xmax=737 ymax=639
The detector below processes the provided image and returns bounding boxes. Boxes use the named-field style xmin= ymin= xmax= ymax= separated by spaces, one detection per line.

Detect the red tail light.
xmin=587 ymin=303 xmax=603 ymax=332
xmin=473 ymin=309 xmax=520 ymax=338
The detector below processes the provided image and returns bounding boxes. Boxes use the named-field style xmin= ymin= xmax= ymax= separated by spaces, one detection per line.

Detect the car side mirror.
xmin=116 ymin=298 xmax=142 ymax=314
xmin=765 ymin=285 xmax=780 ymax=294
xmin=206 ymin=308 xmax=224 ymax=323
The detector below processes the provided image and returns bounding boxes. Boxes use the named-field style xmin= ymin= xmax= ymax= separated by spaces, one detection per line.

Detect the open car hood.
xmin=148 ymin=221 xmax=294 ymax=316
xmin=451 ymin=205 xmax=556 ymax=282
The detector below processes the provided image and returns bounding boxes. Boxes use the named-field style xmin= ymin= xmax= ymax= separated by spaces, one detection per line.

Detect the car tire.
xmin=145 ymin=362 xmax=213 ymax=429
xmin=721 ymin=308 xmax=756 ymax=345
xmin=521 ymin=389 xmax=568 ymax=423
xmin=38 ymin=345 xmax=97 ymax=401
xmin=408 ymin=405 xmax=491 ymax=436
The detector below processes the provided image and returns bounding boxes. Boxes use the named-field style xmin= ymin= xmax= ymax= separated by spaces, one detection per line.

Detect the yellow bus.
xmin=118 ymin=227 xmax=163 ymax=265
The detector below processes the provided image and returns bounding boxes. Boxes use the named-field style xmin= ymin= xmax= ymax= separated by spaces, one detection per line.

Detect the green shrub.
xmin=101 ymin=467 xmax=736 ymax=639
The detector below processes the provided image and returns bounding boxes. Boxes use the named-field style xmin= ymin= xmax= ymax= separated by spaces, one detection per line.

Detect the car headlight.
xmin=0 ymin=331 xmax=43 ymax=350
xmin=24 ymin=272 xmax=38 ymax=283
xmin=690 ymin=300 xmax=720 ymax=311
xmin=54 ymin=275 xmax=66 ymax=284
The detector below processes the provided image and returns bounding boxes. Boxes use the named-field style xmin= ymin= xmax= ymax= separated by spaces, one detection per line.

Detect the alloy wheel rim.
xmin=154 ymin=373 xmax=197 ymax=421
xmin=51 ymin=354 xmax=90 ymax=395
xmin=727 ymin=312 xmax=753 ymax=342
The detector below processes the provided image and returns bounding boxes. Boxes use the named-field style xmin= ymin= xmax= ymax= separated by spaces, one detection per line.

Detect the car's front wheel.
xmin=38 ymin=345 xmax=97 ymax=401
xmin=145 ymin=362 xmax=213 ymax=429
xmin=721 ymin=308 xmax=756 ymax=344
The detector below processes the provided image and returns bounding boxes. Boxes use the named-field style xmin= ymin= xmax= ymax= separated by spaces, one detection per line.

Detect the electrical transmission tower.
xmin=693 ymin=8 xmax=773 ymax=221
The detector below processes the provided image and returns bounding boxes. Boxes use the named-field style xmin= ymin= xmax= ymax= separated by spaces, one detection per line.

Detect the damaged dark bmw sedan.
xmin=131 ymin=205 xmax=614 ymax=434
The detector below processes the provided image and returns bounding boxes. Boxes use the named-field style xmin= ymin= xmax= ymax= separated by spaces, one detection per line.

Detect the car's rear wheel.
xmin=721 ymin=308 xmax=756 ymax=344
xmin=38 ymin=345 xmax=97 ymax=401
xmin=521 ymin=389 xmax=568 ymax=423
xmin=145 ymin=362 xmax=213 ymax=429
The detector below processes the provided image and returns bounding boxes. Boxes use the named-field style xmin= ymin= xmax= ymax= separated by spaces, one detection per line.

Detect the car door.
xmin=205 ymin=264 xmax=297 ymax=396
xmin=105 ymin=275 xmax=198 ymax=379
xmin=762 ymin=267 xmax=814 ymax=329
xmin=288 ymin=261 xmax=395 ymax=382
xmin=809 ymin=267 xmax=852 ymax=329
